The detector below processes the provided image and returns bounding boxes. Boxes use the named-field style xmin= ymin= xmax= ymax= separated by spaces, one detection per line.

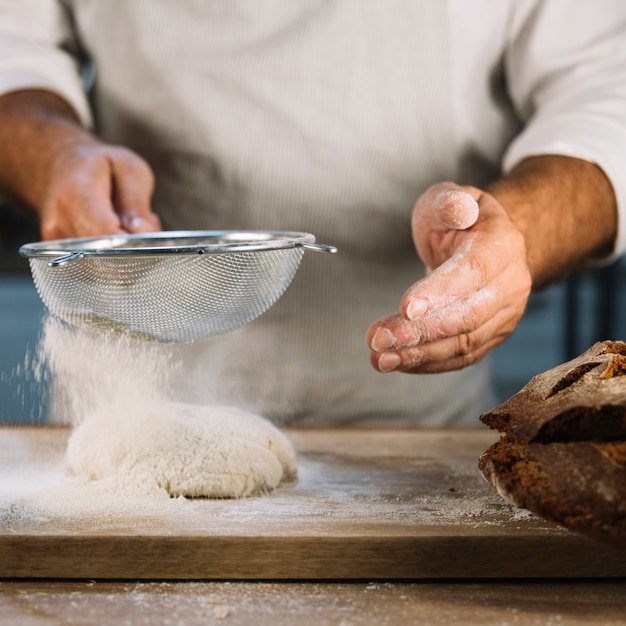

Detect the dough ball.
xmin=66 ymin=402 xmax=297 ymax=498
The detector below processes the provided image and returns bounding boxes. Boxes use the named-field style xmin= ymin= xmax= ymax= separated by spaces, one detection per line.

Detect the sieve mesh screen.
xmin=20 ymin=231 xmax=335 ymax=343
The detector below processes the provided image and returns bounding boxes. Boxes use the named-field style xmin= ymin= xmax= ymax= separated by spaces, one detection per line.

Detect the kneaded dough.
xmin=66 ymin=402 xmax=297 ymax=498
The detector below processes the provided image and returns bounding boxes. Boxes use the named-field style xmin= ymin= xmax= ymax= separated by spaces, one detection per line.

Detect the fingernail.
xmin=407 ymin=298 xmax=428 ymax=321
xmin=122 ymin=214 xmax=145 ymax=230
xmin=371 ymin=328 xmax=395 ymax=351
xmin=379 ymin=352 xmax=401 ymax=372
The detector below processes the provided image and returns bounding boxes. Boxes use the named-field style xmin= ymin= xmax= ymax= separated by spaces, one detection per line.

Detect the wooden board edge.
xmin=2 ymin=534 xmax=624 ymax=580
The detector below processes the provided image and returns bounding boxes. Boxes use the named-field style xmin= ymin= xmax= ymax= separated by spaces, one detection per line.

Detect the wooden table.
xmin=2 ymin=579 xmax=626 ymax=626
xmin=1 ymin=425 xmax=624 ymax=580
xmin=2 ymin=425 xmax=626 ymax=625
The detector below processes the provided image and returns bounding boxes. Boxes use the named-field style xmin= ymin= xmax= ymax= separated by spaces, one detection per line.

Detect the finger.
xmin=368 ymin=286 xmax=499 ymax=352
xmin=400 ymin=254 xmax=484 ymax=322
xmin=402 ymin=219 xmax=527 ymax=322
xmin=371 ymin=332 xmax=506 ymax=374
xmin=411 ymin=184 xmax=504 ymax=273
xmin=370 ymin=304 xmax=515 ymax=373
xmin=120 ymin=208 xmax=162 ymax=233
xmin=413 ymin=183 xmax=480 ymax=233
xmin=430 ymin=183 xmax=480 ymax=230
xmin=108 ymin=148 xmax=160 ymax=233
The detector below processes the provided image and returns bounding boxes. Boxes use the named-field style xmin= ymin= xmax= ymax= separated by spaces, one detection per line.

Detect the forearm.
xmin=0 ymin=89 xmax=97 ymax=214
xmin=488 ymin=155 xmax=618 ymax=290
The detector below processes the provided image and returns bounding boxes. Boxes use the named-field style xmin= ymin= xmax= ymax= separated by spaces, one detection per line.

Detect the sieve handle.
xmin=296 ymin=242 xmax=338 ymax=254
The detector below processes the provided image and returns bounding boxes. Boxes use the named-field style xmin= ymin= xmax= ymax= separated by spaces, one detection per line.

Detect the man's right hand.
xmin=0 ymin=89 xmax=161 ymax=240
xmin=40 ymin=141 xmax=161 ymax=240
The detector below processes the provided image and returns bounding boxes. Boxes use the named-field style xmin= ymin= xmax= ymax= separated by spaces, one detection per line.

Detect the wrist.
xmin=487 ymin=155 xmax=617 ymax=289
xmin=0 ymin=89 xmax=98 ymax=215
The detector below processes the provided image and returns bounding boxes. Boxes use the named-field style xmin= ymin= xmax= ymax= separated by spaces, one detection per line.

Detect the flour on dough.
xmin=66 ymin=401 xmax=297 ymax=498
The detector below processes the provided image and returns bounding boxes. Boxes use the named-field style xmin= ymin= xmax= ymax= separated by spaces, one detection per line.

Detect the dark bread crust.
xmin=479 ymin=341 xmax=626 ymax=548
xmin=481 ymin=341 xmax=626 ymax=443
xmin=479 ymin=437 xmax=626 ymax=548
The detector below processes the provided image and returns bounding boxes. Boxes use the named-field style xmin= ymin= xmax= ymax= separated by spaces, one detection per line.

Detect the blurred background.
xmin=1 ymin=202 xmax=625 ymax=424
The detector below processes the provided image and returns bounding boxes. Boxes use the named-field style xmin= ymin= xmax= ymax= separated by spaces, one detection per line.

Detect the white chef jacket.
xmin=1 ymin=0 xmax=626 ymax=426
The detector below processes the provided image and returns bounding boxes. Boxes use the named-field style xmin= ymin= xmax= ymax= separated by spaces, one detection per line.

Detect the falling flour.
xmin=37 ymin=317 xmax=296 ymax=498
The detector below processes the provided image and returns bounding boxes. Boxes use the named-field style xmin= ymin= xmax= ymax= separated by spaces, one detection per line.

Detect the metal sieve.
xmin=19 ymin=230 xmax=337 ymax=343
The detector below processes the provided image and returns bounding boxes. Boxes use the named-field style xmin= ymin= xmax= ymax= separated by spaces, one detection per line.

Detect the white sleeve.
xmin=502 ymin=0 xmax=626 ymax=259
xmin=0 ymin=0 xmax=92 ymax=126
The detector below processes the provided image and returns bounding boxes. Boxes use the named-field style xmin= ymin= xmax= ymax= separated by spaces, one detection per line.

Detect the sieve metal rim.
xmin=19 ymin=230 xmax=337 ymax=267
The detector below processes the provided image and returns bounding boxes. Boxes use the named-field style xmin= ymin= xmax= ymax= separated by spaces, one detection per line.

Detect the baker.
xmin=0 ymin=1 xmax=625 ymax=426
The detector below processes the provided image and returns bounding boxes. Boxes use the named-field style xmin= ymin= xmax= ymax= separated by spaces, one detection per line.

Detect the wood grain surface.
xmin=3 ymin=579 xmax=626 ymax=626
xmin=1 ymin=426 xmax=624 ymax=580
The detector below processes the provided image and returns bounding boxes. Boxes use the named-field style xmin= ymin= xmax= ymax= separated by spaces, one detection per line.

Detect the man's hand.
xmin=0 ymin=89 xmax=161 ymax=240
xmin=40 ymin=141 xmax=160 ymax=240
xmin=366 ymin=182 xmax=532 ymax=373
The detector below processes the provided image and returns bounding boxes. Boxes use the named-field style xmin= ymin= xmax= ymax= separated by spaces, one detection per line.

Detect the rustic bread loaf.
xmin=478 ymin=340 xmax=626 ymax=548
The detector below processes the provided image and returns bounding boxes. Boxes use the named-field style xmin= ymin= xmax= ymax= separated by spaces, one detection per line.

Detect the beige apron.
xmin=67 ymin=0 xmax=495 ymax=425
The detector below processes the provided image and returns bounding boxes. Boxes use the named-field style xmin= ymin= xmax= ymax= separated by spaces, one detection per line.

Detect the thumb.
xmin=421 ymin=183 xmax=480 ymax=231
xmin=108 ymin=147 xmax=161 ymax=233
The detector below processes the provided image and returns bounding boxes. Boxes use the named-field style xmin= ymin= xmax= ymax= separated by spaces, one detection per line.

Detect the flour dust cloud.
xmin=33 ymin=316 xmax=296 ymax=498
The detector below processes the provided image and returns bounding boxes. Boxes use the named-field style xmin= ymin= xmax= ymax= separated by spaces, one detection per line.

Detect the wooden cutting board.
xmin=1 ymin=425 xmax=624 ymax=579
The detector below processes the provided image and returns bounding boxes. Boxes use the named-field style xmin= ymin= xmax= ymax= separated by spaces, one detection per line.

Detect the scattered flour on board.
xmin=2 ymin=317 xmax=547 ymax=534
